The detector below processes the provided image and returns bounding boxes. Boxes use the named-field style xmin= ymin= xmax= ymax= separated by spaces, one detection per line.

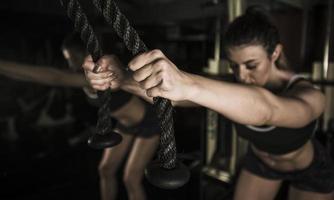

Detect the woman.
xmin=63 ymin=34 xmax=161 ymax=200
xmin=0 ymin=33 xmax=160 ymax=200
xmin=82 ymin=8 xmax=334 ymax=200
xmin=62 ymin=34 xmax=160 ymax=200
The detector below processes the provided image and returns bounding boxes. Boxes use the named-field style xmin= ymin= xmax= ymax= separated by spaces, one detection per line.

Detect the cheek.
xmin=254 ymin=74 xmax=267 ymax=86
xmin=252 ymin=64 xmax=271 ymax=85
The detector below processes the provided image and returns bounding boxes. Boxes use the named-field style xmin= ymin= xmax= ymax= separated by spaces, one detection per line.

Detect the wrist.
xmin=182 ymin=72 xmax=200 ymax=102
xmin=120 ymin=70 xmax=132 ymax=90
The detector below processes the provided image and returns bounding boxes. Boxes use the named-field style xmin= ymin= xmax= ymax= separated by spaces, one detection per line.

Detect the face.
xmin=227 ymin=45 xmax=274 ymax=86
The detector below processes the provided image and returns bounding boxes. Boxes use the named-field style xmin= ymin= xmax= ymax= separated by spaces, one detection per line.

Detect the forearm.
xmin=0 ymin=60 xmax=88 ymax=87
xmin=0 ymin=60 xmax=44 ymax=81
xmin=186 ymin=73 xmax=273 ymax=125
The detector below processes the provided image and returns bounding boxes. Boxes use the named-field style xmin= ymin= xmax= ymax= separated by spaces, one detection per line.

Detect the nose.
xmin=237 ymin=65 xmax=250 ymax=83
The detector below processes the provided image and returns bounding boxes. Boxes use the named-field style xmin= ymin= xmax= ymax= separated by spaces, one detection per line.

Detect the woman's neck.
xmin=265 ymin=68 xmax=294 ymax=93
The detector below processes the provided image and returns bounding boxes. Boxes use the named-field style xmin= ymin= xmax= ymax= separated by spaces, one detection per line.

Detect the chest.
xmin=235 ymin=121 xmax=317 ymax=154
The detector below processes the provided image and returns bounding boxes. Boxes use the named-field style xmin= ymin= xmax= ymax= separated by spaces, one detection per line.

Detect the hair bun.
xmin=245 ymin=5 xmax=270 ymax=19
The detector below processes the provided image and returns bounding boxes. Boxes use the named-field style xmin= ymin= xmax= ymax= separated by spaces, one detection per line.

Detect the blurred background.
xmin=0 ymin=0 xmax=333 ymax=199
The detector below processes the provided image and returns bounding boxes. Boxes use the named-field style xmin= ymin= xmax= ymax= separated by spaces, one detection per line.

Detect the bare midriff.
xmin=251 ymin=140 xmax=314 ymax=172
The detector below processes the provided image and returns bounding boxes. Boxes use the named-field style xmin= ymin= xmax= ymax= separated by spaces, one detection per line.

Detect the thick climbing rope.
xmin=62 ymin=0 xmax=177 ymax=169
xmin=61 ymin=0 xmax=116 ymax=139
xmin=92 ymin=0 xmax=177 ymax=170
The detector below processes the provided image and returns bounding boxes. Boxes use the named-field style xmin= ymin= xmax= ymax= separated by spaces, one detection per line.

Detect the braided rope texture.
xmin=63 ymin=0 xmax=115 ymax=136
xmin=93 ymin=0 xmax=177 ymax=169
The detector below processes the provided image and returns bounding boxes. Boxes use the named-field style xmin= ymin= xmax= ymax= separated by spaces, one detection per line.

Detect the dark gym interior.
xmin=0 ymin=0 xmax=333 ymax=200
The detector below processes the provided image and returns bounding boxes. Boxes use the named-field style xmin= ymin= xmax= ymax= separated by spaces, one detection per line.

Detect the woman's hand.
xmin=82 ymin=55 xmax=125 ymax=91
xmin=128 ymin=49 xmax=193 ymax=102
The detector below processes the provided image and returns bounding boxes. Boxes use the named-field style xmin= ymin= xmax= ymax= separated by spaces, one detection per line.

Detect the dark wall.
xmin=273 ymin=8 xmax=303 ymax=71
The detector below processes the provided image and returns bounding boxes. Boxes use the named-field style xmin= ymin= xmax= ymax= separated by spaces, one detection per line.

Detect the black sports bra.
xmin=235 ymin=75 xmax=318 ymax=155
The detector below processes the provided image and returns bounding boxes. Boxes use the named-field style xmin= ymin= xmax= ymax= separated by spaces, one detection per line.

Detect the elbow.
xmin=254 ymin=103 xmax=274 ymax=126
xmin=245 ymin=100 xmax=273 ymax=126
xmin=263 ymin=104 xmax=274 ymax=125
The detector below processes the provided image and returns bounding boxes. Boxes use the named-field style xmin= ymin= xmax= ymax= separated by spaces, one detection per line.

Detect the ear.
xmin=271 ymin=44 xmax=282 ymax=62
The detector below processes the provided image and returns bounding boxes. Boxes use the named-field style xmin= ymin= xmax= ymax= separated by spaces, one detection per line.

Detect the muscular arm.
xmin=0 ymin=59 xmax=89 ymax=87
xmin=186 ymin=73 xmax=325 ymax=128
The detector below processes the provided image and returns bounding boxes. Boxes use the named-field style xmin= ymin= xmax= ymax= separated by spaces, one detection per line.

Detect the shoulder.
xmin=284 ymin=74 xmax=322 ymax=96
xmin=284 ymin=75 xmax=325 ymax=118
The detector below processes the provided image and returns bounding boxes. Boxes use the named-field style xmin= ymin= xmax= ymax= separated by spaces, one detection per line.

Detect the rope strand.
xmin=63 ymin=0 xmax=115 ymax=137
xmin=93 ymin=0 xmax=177 ymax=169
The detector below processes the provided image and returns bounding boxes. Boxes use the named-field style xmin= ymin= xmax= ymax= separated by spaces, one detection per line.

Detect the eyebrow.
xmin=229 ymin=59 xmax=257 ymax=65
xmin=244 ymin=59 xmax=257 ymax=64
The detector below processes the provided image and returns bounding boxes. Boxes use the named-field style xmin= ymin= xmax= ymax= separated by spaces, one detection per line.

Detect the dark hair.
xmin=223 ymin=6 xmax=280 ymax=57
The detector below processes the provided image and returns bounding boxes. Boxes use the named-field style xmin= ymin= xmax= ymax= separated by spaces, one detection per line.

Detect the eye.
xmin=246 ymin=64 xmax=257 ymax=70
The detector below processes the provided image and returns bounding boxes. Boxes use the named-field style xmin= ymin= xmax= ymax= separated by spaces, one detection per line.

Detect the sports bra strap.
xmin=285 ymin=74 xmax=307 ymax=91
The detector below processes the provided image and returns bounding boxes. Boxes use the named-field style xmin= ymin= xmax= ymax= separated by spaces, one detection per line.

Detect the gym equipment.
xmin=61 ymin=0 xmax=122 ymax=149
xmin=61 ymin=0 xmax=189 ymax=189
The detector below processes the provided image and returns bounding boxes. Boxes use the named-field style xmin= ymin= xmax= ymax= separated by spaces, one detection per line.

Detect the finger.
xmin=86 ymin=70 xmax=114 ymax=80
xmin=128 ymin=49 xmax=165 ymax=71
xmin=96 ymin=55 xmax=119 ymax=73
xmin=146 ymin=86 xmax=164 ymax=98
xmin=93 ymin=74 xmax=119 ymax=90
xmin=132 ymin=63 xmax=154 ymax=82
xmin=104 ymin=54 xmax=121 ymax=65
xmin=90 ymin=77 xmax=115 ymax=85
xmin=139 ymin=71 xmax=163 ymax=90
xmin=106 ymin=64 xmax=122 ymax=72
xmin=82 ymin=55 xmax=101 ymax=73
xmin=94 ymin=63 xmax=109 ymax=73
xmin=82 ymin=59 xmax=95 ymax=71
xmin=84 ymin=55 xmax=93 ymax=62
xmin=92 ymin=84 xmax=110 ymax=91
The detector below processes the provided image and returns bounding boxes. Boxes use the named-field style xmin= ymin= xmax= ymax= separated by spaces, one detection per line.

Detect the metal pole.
xmin=300 ymin=0 xmax=310 ymax=67
xmin=202 ymin=0 xmax=245 ymax=181
xmin=227 ymin=0 xmax=246 ymax=176
xmin=323 ymin=0 xmax=332 ymax=80
xmin=205 ymin=17 xmax=221 ymax=165
xmin=322 ymin=0 xmax=333 ymax=154
xmin=323 ymin=0 xmax=333 ymax=132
